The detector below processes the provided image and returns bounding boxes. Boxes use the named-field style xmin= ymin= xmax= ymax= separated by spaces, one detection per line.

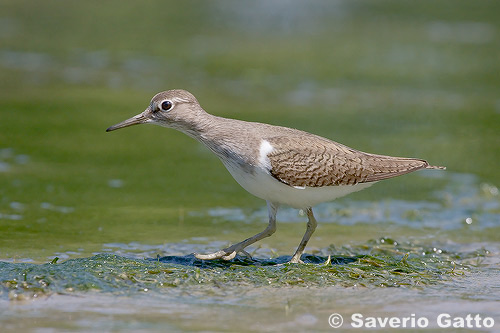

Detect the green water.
xmin=1 ymin=0 xmax=499 ymax=331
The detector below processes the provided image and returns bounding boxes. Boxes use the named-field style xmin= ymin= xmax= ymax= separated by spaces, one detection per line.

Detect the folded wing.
xmin=266 ymin=136 xmax=444 ymax=187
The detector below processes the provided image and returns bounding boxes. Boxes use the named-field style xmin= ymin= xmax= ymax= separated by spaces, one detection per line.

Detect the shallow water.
xmin=1 ymin=251 xmax=499 ymax=331
xmin=1 ymin=172 xmax=499 ymax=331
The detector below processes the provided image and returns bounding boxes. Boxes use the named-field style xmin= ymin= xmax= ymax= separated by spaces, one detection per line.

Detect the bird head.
xmin=106 ymin=89 xmax=201 ymax=132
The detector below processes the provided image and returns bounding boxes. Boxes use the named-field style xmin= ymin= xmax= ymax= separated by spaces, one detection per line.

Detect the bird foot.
xmin=194 ymin=245 xmax=252 ymax=261
xmin=288 ymin=254 xmax=304 ymax=264
xmin=275 ymin=257 xmax=304 ymax=266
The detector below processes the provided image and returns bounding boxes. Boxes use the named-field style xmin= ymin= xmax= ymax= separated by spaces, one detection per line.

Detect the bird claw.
xmin=194 ymin=250 xmax=229 ymax=260
xmin=291 ymin=259 xmax=305 ymax=264
xmin=288 ymin=255 xmax=304 ymax=264
xmin=221 ymin=251 xmax=237 ymax=261
xmin=194 ymin=246 xmax=252 ymax=261
xmin=275 ymin=258 xmax=304 ymax=266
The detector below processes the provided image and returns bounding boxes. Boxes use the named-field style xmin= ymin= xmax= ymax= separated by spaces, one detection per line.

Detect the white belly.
xmin=222 ymin=160 xmax=374 ymax=209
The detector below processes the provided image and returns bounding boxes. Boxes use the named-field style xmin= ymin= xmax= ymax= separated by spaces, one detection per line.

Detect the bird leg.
xmin=289 ymin=207 xmax=317 ymax=264
xmin=194 ymin=201 xmax=278 ymax=261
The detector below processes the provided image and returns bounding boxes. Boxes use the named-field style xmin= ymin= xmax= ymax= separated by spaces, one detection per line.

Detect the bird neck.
xmin=173 ymin=109 xmax=251 ymax=163
xmin=170 ymin=108 xmax=221 ymax=142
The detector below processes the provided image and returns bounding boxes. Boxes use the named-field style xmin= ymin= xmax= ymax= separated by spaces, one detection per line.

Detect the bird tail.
xmin=426 ymin=164 xmax=446 ymax=170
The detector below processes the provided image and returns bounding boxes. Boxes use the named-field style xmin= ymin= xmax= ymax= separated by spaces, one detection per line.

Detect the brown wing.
xmin=266 ymin=136 xmax=438 ymax=187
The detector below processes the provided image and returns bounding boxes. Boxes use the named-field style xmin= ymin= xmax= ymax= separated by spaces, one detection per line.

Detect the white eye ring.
xmin=160 ymin=100 xmax=173 ymax=111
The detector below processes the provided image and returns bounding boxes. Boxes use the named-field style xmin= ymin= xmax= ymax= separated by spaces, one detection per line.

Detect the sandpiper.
xmin=107 ymin=89 xmax=445 ymax=263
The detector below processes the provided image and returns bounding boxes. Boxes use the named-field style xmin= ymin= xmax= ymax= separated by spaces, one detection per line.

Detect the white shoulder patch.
xmin=258 ymin=140 xmax=274 ymax=169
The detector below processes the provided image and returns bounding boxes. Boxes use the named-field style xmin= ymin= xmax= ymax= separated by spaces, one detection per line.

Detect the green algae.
xmin=1 ymin=238 xmax=487 ymax=301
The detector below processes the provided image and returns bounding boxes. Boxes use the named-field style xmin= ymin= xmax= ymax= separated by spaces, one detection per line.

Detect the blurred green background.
xmin=0 ymin=0 xmax=499 ymax=261
xmin=1 ymin=1 xmax=499 ymax=331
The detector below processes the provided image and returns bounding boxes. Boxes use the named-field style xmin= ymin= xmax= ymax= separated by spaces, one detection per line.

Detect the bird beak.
xmin=106 ymin=111 xmax=149 ymax=132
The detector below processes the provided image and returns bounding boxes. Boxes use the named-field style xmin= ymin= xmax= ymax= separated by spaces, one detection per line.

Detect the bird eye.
xmin=160 ymin=100 xmax=173 ymax=111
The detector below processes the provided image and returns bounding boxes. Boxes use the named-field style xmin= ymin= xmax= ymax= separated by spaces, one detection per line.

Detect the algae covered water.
xmin=1 ymin=170 xmax=498 ymax=330
xmin=1 ymin=0 xmax=499 ymax=331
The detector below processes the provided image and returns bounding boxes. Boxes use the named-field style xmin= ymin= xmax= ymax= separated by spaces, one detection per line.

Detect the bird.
xmin=106 ymin=89 xmax=445 ymax=263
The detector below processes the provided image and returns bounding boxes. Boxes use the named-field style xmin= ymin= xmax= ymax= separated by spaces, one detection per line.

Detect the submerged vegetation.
xmin=1 ymin=238 xmax=489 ymax=301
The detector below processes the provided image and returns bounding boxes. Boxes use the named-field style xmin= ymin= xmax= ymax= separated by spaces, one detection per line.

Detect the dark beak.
xmin=106 ymin=112 xmax=149 ymax=132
